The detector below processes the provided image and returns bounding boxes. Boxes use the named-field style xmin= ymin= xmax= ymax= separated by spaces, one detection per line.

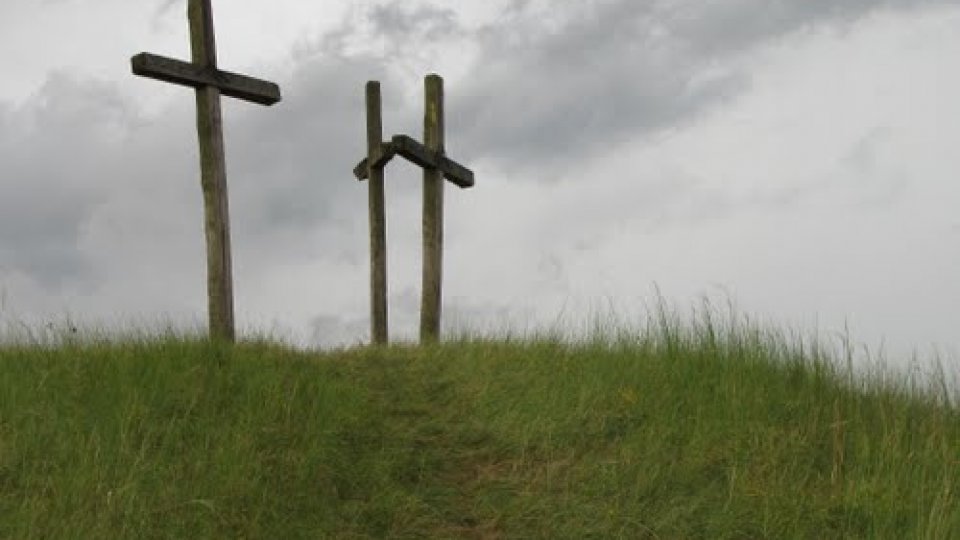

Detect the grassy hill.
xmin=0 ymin=318 xmax=957 ymax=538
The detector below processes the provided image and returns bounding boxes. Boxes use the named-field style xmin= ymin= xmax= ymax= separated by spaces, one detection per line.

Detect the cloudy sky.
xmin=1 ymin=0 xmax=958 ymax=368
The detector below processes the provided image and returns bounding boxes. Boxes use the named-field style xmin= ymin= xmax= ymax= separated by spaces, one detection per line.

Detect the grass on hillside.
xmin=0 ymin=314 xmax=958 ymax=538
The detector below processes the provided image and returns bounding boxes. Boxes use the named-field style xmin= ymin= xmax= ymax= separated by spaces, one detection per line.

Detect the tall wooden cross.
xmin=130 ymin=0 xmax=281 ymax=342
xmin=354 ymin=75 xmax=474 ymax=344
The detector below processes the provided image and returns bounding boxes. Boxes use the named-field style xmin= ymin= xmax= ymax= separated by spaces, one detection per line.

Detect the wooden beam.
xmin=420 ymin=74 xmax=444 ymax=342
xmin=353 ymin=142 xmax=397 ymax=180
xmin=192 ymin=0 xmax=218 ymax=67
xmin=131 ymin=53 xmax=281 ymax=106
xmin=195 ymin=83 xmax=235 ymax=343
xmin=366 ymin=81 xmax=388 ymax=345
xmin=188 ymin=0 xmax=232 ymax=342
xmin=392 ymin=135 xmax=474 ymax=188
xmin=352 ymin=137 xmax=473 ymax=188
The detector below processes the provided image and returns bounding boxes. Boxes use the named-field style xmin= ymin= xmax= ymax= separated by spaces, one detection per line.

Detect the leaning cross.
xmin=130 ymin=0 xmax=281 ymax=342
xmin=354 ymin=75 xmax=474 ymax=344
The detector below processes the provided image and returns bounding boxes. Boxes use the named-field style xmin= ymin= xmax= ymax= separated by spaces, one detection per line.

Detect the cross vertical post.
xmin=131 ymin=0 xmax=281 ymax=343
xmin=190 ymin=0 xmax=233 ymax=342
xmin=366 ymin=82 xmax=388 ymax=345
xmin=420 ymin=75 xmax=444 ymax=342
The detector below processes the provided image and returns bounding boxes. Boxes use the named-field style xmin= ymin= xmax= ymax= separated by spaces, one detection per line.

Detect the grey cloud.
xmin=224 ymin=55 xmax=402 ymax=268
xmin=309 ymin=2 xmax=459 ymax=65
xmin=443 ymin=297 xmax=535 ymax=337
xmin=0 ymin=4 xmax=438 ymax=332
xmin=6 ymin=0 xmax=955 ymax=349
xmin=654 ymin=0 xmax=956 ymax=54
xmin=308 ymin=313 xmax=368 ymax=348
xmin=0 ymin=74 xmax=140 ymax=289
xmin=308 ymin=286 xmax=430 ymax=346
xmin=368 ymin=2 xmax=460 ymax=42
xmin=842 ymin=127 xmax=893 ymax=174
xmin=452 ymin=0 xmax=957 ymax=174
xmin=154 ymin=0 xmax=180 ymax=17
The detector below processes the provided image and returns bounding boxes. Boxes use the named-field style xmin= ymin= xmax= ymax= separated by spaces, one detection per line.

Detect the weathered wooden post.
xmin=420 ymin=75 xmax=444 ymax=342
xmin=353 ymin=74 xmax=474 ymax=345
xmin=130 ymin=0 xmax=281 ymax=342
xmin=366 ymin=82 xmax=388 ymax=345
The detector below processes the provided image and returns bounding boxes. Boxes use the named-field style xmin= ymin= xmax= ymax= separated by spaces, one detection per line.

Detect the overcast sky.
xmin=1 ymin=0 xmax=958 ymax=370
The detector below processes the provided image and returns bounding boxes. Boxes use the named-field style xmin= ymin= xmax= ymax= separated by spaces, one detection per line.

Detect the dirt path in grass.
xmin=352 ymin=350 xmax=507 ymax=539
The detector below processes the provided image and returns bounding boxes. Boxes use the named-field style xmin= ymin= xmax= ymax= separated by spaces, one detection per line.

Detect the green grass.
xmin=0 ymin=316 xmax=958 ymax=538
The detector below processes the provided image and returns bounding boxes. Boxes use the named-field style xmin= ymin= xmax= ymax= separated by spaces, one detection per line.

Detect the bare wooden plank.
xmin=420 ymin=74 xmax=444 ymax=342
xmin=195 ymin=84 xmax=235 ymax=342
xmin=366 ymin=81 xmax=388 ymax=345
xmin=353 ymin=159 xmax=369 ymax=181
xmin=131 ymin=53 xmax=281 ymax=106
xmin=190 ymin=0 xmax=218 ymax=67
xmin=437 ymin=155 xmax=474 ymax=188
xmin=187 ymin=0 xmax=234 ymax=342
xmin=354 ymin=137 xmax=473 ymax=187
xmin=353 ymin=142 xmax=397 ymax=180
xmin=391 ymin=135 xmax=474 ymax=188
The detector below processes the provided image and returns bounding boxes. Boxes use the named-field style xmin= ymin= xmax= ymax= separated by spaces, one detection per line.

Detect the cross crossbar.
xmin=353 ymin=142 xmax=396 ymax=179
xmin=353 ymin=134 xmax=475 ymax=188
xmin=131 ymin=53 xmax=281 ymax=105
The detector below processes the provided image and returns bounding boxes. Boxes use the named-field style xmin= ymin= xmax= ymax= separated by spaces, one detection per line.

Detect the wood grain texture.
xmin=194 ymin=84 xmax=235 ymax=342
xmin=130 ymin=54 xmax=280 ymax=105
xmin=420 ymin=74 xmax=444 ymax=343
xmin=189 ymin=0 xmax=234 ymax=342
xmin=391 ymin=135 xmax=474 ymax=188
xmin=353 ymin=142 xmax=397 ymax=180
xmin=366 ymin=81 xmax=388 ymax=345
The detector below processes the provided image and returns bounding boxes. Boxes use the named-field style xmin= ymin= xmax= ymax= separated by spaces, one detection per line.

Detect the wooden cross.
xmin=130 ymin=0 xmax=281 ymax=342
xmin=354 ymin=75 xmax=474 ymax=344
